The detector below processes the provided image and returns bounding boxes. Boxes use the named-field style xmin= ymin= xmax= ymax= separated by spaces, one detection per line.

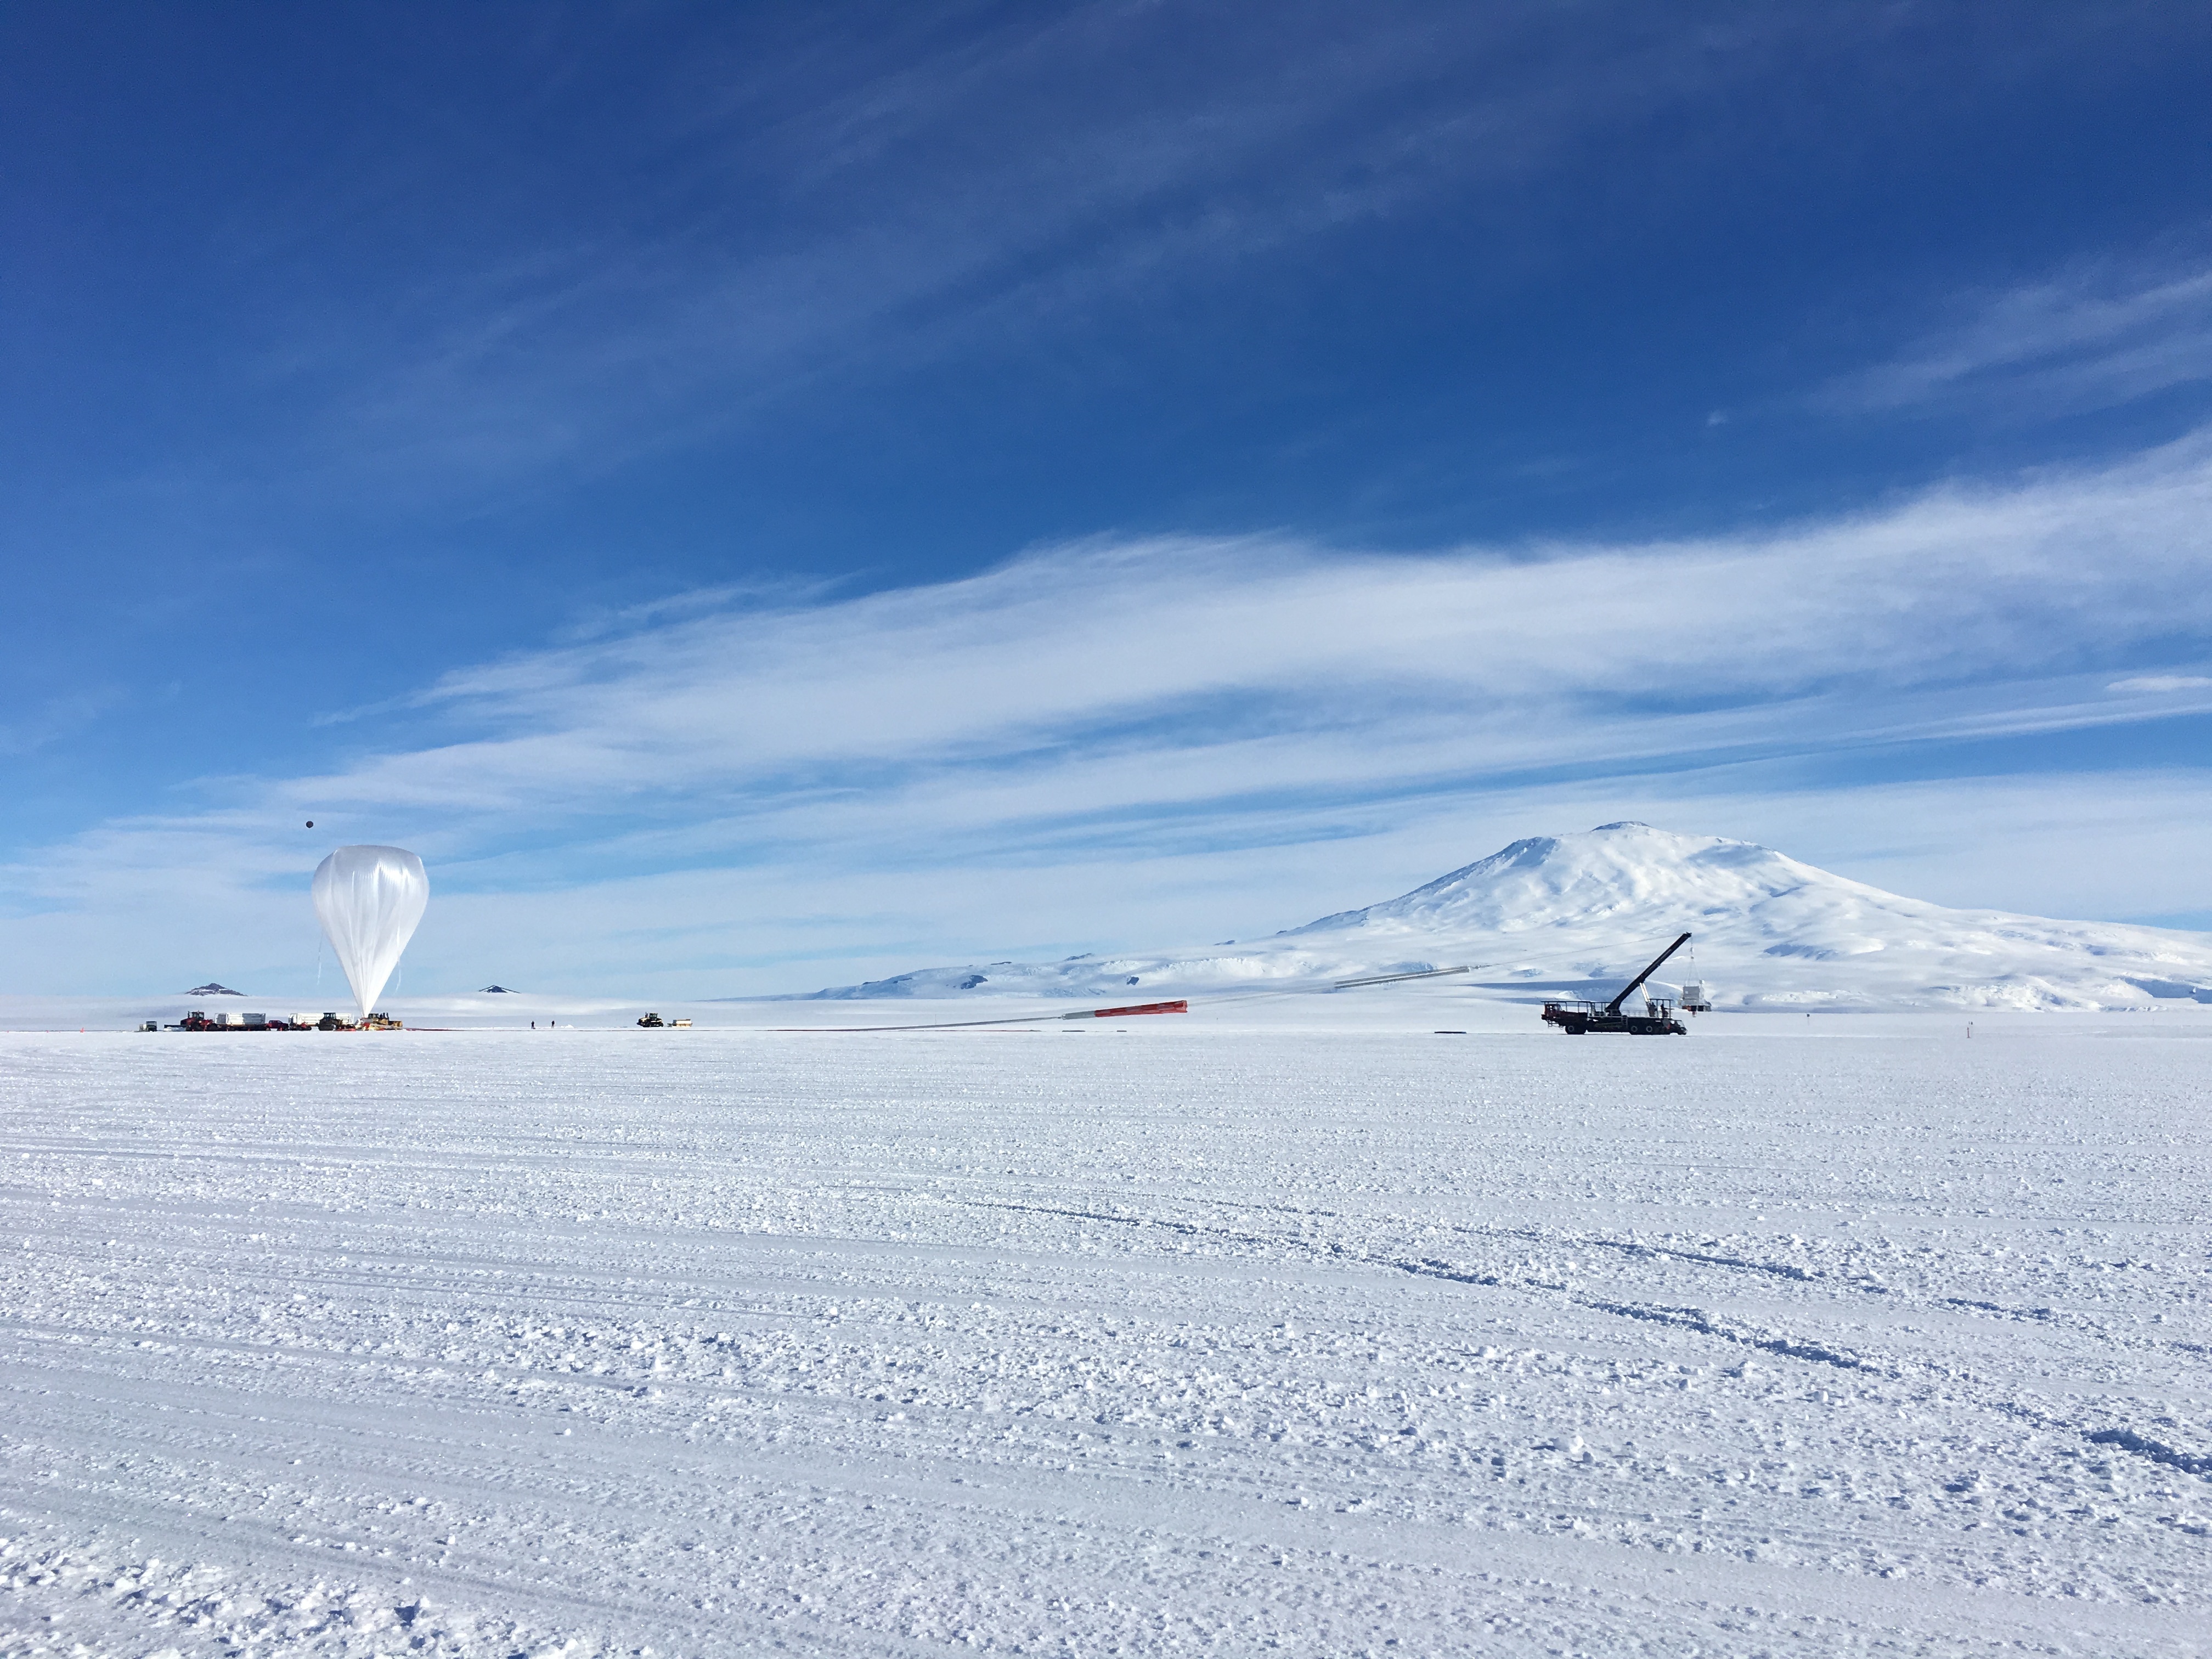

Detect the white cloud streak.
xmin=2109 ymin=674 xmax=2212 ymax=692
xmin=1822 ymin=257 xmax=2212 ymax=417
xmin=308 ymin=427 xmax=2212 ymax=819
xmin=5 ymin=433 xmax=2211 ymax=992
xmin=267 ymin=4 xmax=1873 ymax=502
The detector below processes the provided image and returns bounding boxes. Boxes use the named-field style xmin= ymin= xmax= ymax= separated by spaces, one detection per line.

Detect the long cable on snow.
xmin=770 ymin=965 xmax=1485 ymax=1032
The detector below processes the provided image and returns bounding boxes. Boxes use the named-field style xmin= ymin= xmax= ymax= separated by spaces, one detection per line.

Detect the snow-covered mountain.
xmin=796 ymin=822 xmax=2212 ymax=1011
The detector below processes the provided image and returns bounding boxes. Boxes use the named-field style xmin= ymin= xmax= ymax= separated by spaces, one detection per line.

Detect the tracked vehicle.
xmin=1542 ymin=932 xmax=1692 ymax=1035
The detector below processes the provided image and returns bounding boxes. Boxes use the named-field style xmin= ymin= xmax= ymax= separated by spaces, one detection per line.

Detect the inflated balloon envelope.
xmin=312 ymin=845 xmax=430 ymax=1019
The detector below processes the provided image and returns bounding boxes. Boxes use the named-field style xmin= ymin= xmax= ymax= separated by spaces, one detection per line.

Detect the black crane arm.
xmin=1605 ymin=932 xmax=1692 ymax=1015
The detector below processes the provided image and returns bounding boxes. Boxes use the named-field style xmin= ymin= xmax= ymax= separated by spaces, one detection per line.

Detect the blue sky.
xmin=5 ymin=2 xmax=2211 ymax=996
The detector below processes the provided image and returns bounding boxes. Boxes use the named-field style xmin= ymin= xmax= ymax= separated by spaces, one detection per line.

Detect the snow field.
xmin=3 ymin=1018 xmax=2209 ymax=1655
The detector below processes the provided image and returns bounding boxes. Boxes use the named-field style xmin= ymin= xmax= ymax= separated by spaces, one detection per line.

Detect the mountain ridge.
xmin=786 ymin=823 xmax=2212 ymax=1011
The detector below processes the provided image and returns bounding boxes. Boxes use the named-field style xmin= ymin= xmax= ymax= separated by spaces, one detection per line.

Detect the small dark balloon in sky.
xmin=306 ymin=820 xmax=314 ymax=827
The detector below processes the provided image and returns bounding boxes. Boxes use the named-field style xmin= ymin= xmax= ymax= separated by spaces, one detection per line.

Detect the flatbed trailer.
xmin=1541 ymin=1002 xmax=1687 ymax=1035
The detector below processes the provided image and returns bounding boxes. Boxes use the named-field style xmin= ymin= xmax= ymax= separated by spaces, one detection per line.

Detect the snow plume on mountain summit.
xmin=796 ymin=823 xmax=2212 ymax=1010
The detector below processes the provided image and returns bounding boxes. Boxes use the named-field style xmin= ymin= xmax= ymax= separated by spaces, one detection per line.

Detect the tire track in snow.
xmin=962 ymin=1197 xmax=2212 ymax=1485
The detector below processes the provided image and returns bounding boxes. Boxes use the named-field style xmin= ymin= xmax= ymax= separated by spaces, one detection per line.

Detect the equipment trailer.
xmin=1542 ymin=932 xmax=1692 ymax=1034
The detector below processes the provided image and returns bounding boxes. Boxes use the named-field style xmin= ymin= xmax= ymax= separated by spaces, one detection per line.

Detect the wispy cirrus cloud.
xmin=5 ymin=430 xmax=2212 ymax=993
xmin=1820 ymin=255 xmax=2212 ymax=419
xmin=2109 ymin=673 xmax=2212 ymax=692
xmin=0 ymin=687 xmax=126 ymax=757
xmin=325 ymin=427 xmax=2212 ymax=828
xmin=268 ymin=3 xmax=1903 ymax=505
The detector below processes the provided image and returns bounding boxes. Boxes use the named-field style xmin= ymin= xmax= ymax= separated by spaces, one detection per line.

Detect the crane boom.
xmin=1604 ymin=932 xmax=1692 ymax=1015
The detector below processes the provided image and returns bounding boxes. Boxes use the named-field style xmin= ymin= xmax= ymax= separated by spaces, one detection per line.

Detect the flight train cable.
xmin=769 ymin=964 xmax=1482 ymax=1032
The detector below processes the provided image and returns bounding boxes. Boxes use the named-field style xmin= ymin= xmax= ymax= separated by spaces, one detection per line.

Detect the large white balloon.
xmin=312 ymin=845 xmax=430 ymax=1019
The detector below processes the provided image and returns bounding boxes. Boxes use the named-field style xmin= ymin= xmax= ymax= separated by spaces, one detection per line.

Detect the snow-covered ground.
xmin=4 ymin=1000 xmax=2209 ymax=1655
xmin=799 ymin=823 xmax=2212 ymax=1012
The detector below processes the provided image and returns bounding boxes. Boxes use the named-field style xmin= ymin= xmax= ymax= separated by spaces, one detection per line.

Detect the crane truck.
xmin=1542 ymin=933 xmax=1692 ymax=1034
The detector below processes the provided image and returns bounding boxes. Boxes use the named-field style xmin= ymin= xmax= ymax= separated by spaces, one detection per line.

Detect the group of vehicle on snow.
xmin=154 ymin=837 xmax=1717 ymax=1036
xmin=147 ymin=1010 xmax=400 ymax=1032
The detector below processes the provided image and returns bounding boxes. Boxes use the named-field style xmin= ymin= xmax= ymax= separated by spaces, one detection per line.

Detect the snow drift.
xmin=797 ymin=822 xmax=2212 ymax=1011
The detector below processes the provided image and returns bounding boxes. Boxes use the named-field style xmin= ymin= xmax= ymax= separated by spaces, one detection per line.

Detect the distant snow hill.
xmin=797 ymin=822 xmax=2212 ymax=1011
